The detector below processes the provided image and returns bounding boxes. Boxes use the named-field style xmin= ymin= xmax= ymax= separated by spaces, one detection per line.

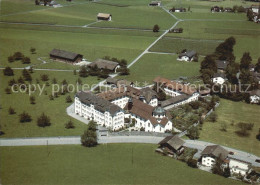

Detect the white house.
xmin=201 ymin=145 xmax=229 ymax=167
xmin=229 ymin=157 xmax=251 ymax=176
xmin=212 ymin=73 xmax=226 ymax=85
xmin=251 ymin=5 xmax=259 ymax=14
xmin=149 ymin=1 xmax=161 ymax=6
xmin=177 ymin=50 xmax=197 ymax=62
xmin=97 ymin=13 xmax=112 ymax=21
xmin=124 ymin=98 xmax=172 ymax=133
xmin=75 ymin=91 xmax=124 ymax=131
xmin=250 ymin=89 xmax=260 ymax=104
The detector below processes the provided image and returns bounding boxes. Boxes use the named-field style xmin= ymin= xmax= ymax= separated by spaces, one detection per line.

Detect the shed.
xmin=97 ymin=13 xmax=112 ymax=21
xmin=49 ymin=49 xmax=83 ymax=63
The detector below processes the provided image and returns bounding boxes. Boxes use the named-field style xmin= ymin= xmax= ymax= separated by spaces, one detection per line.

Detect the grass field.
xmin=200 ymin=99 xmax=260 ymax=157
xmin=0 ymin=144 xmax=245 ymax=185
xmin=0 ymin=70 xmax=100 ymax=138
xmin=121 ymin=53 xmax=201 ymax=84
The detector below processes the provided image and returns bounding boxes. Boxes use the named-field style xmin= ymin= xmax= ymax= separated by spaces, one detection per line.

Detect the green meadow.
xmin=0 ymin=144 xmax=244 ymax=185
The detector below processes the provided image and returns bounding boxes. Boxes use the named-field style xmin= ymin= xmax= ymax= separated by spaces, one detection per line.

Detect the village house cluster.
xmin=74 ymin=76 xmax=200 ymax=132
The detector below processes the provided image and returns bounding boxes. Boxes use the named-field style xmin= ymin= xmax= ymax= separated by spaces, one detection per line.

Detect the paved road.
xmin=184 ymin=140 xmax=260 ymax=167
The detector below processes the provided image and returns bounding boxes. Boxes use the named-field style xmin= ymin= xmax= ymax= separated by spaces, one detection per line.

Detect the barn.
xmin=97 ymin=13 xmax=112 ymax=21
xmin=49 ymin=49 xmax=83 ymax=63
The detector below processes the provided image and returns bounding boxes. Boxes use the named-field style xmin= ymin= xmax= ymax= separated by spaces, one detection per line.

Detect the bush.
xmin=5 ymin=87 xmax=11 ymax=94
xmin=3 ymin=67 xmax=14 ymax=76
xmin=81 ymin=129 xmax=97 ymax=147
xmin=22 ymin=57 xmax=31 ymax=64
xmin=13 ymin=52 xmax=24 ymax=60
xmin=19 ymin=112 xmax=32 ymax=123
xmin=66 ymin=95 xmax=73 ymax=103
xmin=37 ymin=113 xmax=51 ymax=127
xmin=88 ymin=120 xmax=97 ymax=131
xmin=8 ymin=107 xmax=15 ymax=115
xmin=235 ymin=122 xmax=254 ymax=137
xmin=65 ymin=120 xmax=75 ymax=129
xmin=8 ymin=56 xmax=15 ymax=63
xmin=153 ymin=24 xmax=160 ymax=32
xmin=187 ymin=158 xmax=197 ymax=168
xmin=208 ymin=112 xmax=218 ymax=122
xmin=30 ymin=96 xmax=36 ymax=104
xmin=40 ymin=74 xmax=49 ymax=81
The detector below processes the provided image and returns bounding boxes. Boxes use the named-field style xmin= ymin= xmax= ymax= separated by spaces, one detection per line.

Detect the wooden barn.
xmin=49 ymin=49 xmax=83 ymax=63
xmin=97 ymin=13 xmax=112 ymax=21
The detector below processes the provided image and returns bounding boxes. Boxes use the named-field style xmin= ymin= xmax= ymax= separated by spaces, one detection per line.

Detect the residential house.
xmin=229 ymin=157 xmax=252 ymax=176
xmin=215 ymin=60 xmax=229 ymax=72
xmin=149 ymin=1 xmax=161 ymax=6
xmin=178 ymin=50 xmax=197 ymax=62
xmin=249 ymin=89 xmax=260 ymax=104
xmin=212 ymin=73 xmax=226 ymax=85
xmin=97 ymin=13 xmax=112 ymax=21
xmin=74 ymin=91 xmax=124 ymax=131
xmin=201 ymin=145 xmax=229 ymax=167
xmin=158 ymin=135 xmax=185 ymax=155
xmin=88 ymin=59 xmax=120 ymax=73
xmin=49 ymin=49 xmax=83 ymax=63
xmin=251 ymin=5 xmax=259 ymax=14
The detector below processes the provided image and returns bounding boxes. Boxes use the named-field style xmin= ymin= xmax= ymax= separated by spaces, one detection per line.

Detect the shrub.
xmin=22 ymin=57 xmax=31 ymax=64
xmin=40 ymin=74 xmax=49 ymax=81
xmin=19 ymin=112 xmax=32 ymax=123
xmin=208 ymin=112 xmax=218 ymax=122
xmin=3 ymin=67 xmax=14 ymax=76
xmin=187 ymin=158 xmax=197 ymax=168
xmin=8 ymin=56 xmax=15 ymax=63
xmin=66 ymin=95 xmax=72 ymax=103
xmin=5 ymin=87 xmax=11 ymax=94
xmin=30 ymin=96 xmax=36 ymax=104
xmin=65 ymin=120 xmax=75 ymax=129
xmin=13 ymin=52 xmax=24 ymax=60
xmin=8 ymin=107 xmax=16 ymax=115
xmin=37 ymin=113 xmax=51 ymax=127
xmin=153 ymin=24 xmax=160 ymax=32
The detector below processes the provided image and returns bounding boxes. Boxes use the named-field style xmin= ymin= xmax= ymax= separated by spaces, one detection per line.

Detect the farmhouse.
xmin=49 ymin=49 xmax=83 ymax=63
xmin=249 ymin=89 xmax=260 ymax=104
xmin=229 ymin=157 xmax=252 ymax=176
xmin=97 ymin=13 xmax=112 ymax=21
xmin=212 ymin=73 xmax=226 ymax=85
xmin=153 ymin=76 xmax=199 ymax=100
xmin=124 ymin=99 xmax=173 ymax=133
xmin=149 ymin=1 xmax=161 ymax=6
xmin=215 ymin=60 xmax=229 ymax=72
xmin=88 ymin=59 xmax=120 ymax=73
xmin=178 ymin=50 xmax=197 ymax=62
xmin=201 ymin=145 xmax=229 ymax=167
xmin=158 ymin=136 xmax=185 ymax=155
xmin=106 ymin=77 xmax=132 ymax=88
xmin=74 ymin=91 xmax=124 ymax=131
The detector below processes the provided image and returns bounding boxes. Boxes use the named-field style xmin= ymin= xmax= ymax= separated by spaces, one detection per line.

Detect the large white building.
xmin=75 ymin=86 xmax=172 ymax=133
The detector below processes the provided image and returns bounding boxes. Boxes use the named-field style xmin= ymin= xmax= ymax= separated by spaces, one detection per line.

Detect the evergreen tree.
xmin=3 ymin=67 xmax=14 ymax=76
xmin=240 ymin=52 xmax=252 ymax=71
xmin=66 ymin=95 xmax=72 ymax=103
xmin=40 ymin=74 xmax=49 ymax=81
xmin=17 ymin=76 xmax=25 ymax=84
xmin=5 ymin=87 xmax=11 ymax=94
xmin=8 ymin=79 xmax=16 ymax=86
xmin=52 ymin=78 xmax=57 ymax=84
xmin=215 ymin=37 xmax=236 ymax=62
xmin=37 ymin=113 xmax=51 ymax=127
xmin=88 ymin=120 xmax=97 ymax=131
xmin=8 ymin=107 xmax=15 ymax=115
xmin=30 ymin=96 xmax=36 ymax=104
xmin=65 ymin=120 xmax=75 ymax=129
xmin=19 ymin=112 xmax=32 ymax=123
xmin=30 ymin=47 xmax=36 ymax=54
xmin=13 ymin=52 xmax=24 ymax=60
xmin=79 ymin=66 xmax=88 ymax=77
xmin=81 ymin=129 xmax=97 ymax=147
xmin=22 ymin=57 xmax=31 ymax=64
xmin=153 ymin=24 xmax=160 ymax=32
xmin=8 ymin=56 xmax=15 ymax=63
xmin=22 ymin=69 xmax=32 ymax=82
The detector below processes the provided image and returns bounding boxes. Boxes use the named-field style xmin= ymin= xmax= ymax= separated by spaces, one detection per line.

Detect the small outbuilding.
xmin=88 ymin=59 xmax=120 ymax=72
xmin=97 ymin=13 xmax=112 ymax=21
xmin=178 ymin=50 xmax=197 ymax=62
xmin=158 ymin=135 xmax=185 ymax=155
xmin=149 ymin=1 xmax=161 ymax=6
xmin=49 ymin=49 xmax=83 ymax=63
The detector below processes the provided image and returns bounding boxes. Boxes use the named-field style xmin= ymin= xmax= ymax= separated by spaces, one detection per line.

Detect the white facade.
xmin=250 ymin=95 xmax=260 ymax=104
xmin=252 ymin=7 xmax=259 ymax=14
xmin=229 ymin=158 xmax=251 ymax=176
xmin=202 ymin=156 xmax=216 ymax=167
xmin=111 ymin=96 xmax=129 ymax=109
xmin=177 ymin=56 xmax=193 ymax=62
xmin=212 ymin=77 xmax=225 ymax=85
xmin=74 ymin=97 xmax=124 ymax=131
xmin=164 ymin=87 xmax=181 ymax=97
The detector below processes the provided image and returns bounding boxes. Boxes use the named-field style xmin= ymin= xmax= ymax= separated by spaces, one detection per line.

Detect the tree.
xmin=240 ymin=52 xmax=252 ymax=71
xmin=153 ymin=24 xmax=160 ymax=32
xmin=13 ymin=52 xmax=24 ymax=60
xmin=208 ymin=112 xmax=218 ymax=122
xmin=8 ymin=107 xmax=15 ymax=115
xmin=65 ymin=120 xmax=75 ymax=129
xmin=8 ymin=79 xmax=16 ymax=86
xmin=254 ymin=57 xmax=260 ymax=73
xmin=30 ymin=96 xmax=36 ymax=104
xmin=223 ymin=167 xmax=231 ymax=178
xmin=22 ymin=57 xmax=31 ymax=64
xmin=17 ymin=76 xmax=25 ymax=84
xmin=37 ymin=113 xmax=51 ymax=127
xmin=30 ymin=47 xmax=36 ymax=54
xmin=52 ymin=78 xmax=57 ymax=84
xmin=215 ymin=37 xmax=236 ymax=62
xmin=19 ymin=112 xmax=32 ymax=123
xmin=212 ymin=154 xmax=224 ymax=176
xmin=8 ymin=56 xmax=15 ymax=63
xmin=187 ymin=126 xmax=199 ymax=140
xmin=81 ymin=129 xmax=97 ymax=147
xmin=29 ymin=66 xmax=33 ymax=73
xmin=247 ymin=9 xmax=254 ymax=21
xmin=76 ymin=78 xmax=82 ymax=85
xmin=200 ymin=55 xmax=217 ymax=72
xmin=49 ymin=95 xmax=54 ymax=100
xmin=187 ymin=158 xmax=197 ymax=168
xmin=188 ymin=6 xmax=190 ymax=11
xmin=235 ymin=122 xmax=254 ymax=137
xmin=119 ymin=67 xmax=130 ymax=76
xmin=3 ymin=67 xmax=14 ymax=76
xmin=5 ymin=87 xmax=11 ymax=94
xmin=22 ymin=69 xmax=32 ymax=82
xmin=88 ymin=120 xmax=97 ymax=131
xmin=66 ymin=95 xmax=72 ymax=103
xmin=73 ymin=69 xmax=77 ymax=75
xmin=237 ymin=6 xmax=245 ymax=13
xmin=79 ymin=66 xmax=88 ymax=77
xmin=40 ymin=74 xmax=49 ymax=81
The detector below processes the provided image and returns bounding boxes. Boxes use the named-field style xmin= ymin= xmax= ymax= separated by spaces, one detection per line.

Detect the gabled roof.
xmin=161 ymin=94 xmax=189 ymax=108
xmin=158 ymin=135 xmax=185 ymax=150
xmin=106 ymin=77 xmax=119 ymax=85
xmin=88 ymin=59 xmax=119 ymax=71
xmin=50 ymin=49 xmax=82 ymax=60
xmin=97 ymin=13 xmax=111 ymax=18
xmin=124 ymin=99 xmax=169 ymax=126
xmin=201 ymin=145 xmax=228 ymax=161
xmin=140 ymin=87 xmax=158 ymax=103
xmin=153 ymin=76 xmax=197 ymax=96
xmin=76 ymin=91 xmax=122 ymax=115
xmin=213 ymin=73 xmax=226 ymax=79
xmin=179 ymin=50 xmax=196 ymax=58
xmin=215 ymin=60 xmax=229 ymax=70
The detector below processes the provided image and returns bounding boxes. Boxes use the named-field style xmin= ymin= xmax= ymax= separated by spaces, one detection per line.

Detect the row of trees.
xmin=8 ymin=51 xmax=35 ymax=64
